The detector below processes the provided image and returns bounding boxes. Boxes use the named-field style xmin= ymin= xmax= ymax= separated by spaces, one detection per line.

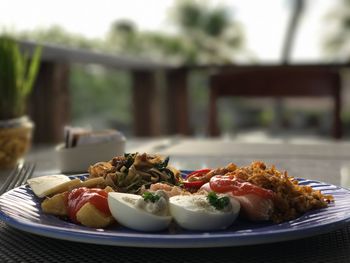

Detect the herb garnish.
xmin=142 ymin=192 xmax=161 ymax=203
xmin=207 ymin=192 xmax=230 ymax=210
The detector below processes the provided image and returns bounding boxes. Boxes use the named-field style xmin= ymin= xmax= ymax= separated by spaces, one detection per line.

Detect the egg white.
xmin=108 ymin=192 xmax=172 ymax=232
xmin=169 ymin=195 xmax=240 ymax=231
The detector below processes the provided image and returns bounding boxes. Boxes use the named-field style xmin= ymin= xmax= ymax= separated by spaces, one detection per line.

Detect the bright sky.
xmin=0 ymin=0 xmax=338 ymax=62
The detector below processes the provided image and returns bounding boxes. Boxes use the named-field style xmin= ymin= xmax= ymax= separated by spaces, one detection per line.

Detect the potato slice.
xmin=41 ymin=192 xmax=68 ymax=216
xmin=104 ymin=186 xmax=114 ymax=193
xmin=43 ymin=178 xmax=82 ymax=196
xmin=76 ymin=202 xmax=114 ymax=228
xmin=79 ymin=177 xmax=105 ymax=188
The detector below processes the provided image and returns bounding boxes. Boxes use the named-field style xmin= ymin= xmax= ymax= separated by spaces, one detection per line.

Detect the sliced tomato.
xmin=183 ymin=180 xmax=207 ymax=189
xmin=185 ymin=168 xmax=211 ymax=180
xmin=182 ymin=169 xmax=211 ymax=190
xmin=210 ymin=175 xmax=274 ymax=199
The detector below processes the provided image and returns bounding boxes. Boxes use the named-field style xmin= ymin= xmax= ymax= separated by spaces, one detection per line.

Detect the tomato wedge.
xmin=185 ymin=168 xmax=211 ymax=180
xmin=210 ymin=175 xmax=274 ymax=199
xmin=182 ymin=168 xmax=212 ymax=190
xmin=183 ymin=180 xmax=207 ymax=189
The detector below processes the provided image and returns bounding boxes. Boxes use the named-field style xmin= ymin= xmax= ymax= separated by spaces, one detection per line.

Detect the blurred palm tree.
xmin=171 ymin=0 xmax=244 ymax=64
xmin=281 ymin=0 xmax=304 ymax=63
xmin=105 ymin=20 xmax=195 ymax=63
xmin=106 ymin=0 xmax=245 ymax=64
xmin=106 ymin=20 xmax=139 ymax=54
xmin=273 ymin=0 xmax=304 ymax=131
xmin=323 ymin=0 xmax=350 ymax=60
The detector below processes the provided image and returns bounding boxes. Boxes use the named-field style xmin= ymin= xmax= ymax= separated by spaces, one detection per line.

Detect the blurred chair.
xmin=208 ymin=68 xmax=342 ymax=139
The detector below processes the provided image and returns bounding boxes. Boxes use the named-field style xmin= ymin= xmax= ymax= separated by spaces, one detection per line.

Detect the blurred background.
xmin=1 ymin=0 xmax=350 ymax=142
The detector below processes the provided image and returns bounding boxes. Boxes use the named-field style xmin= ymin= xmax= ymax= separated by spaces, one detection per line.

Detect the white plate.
xmin=0 ymin=174 xmax=349 ymax=248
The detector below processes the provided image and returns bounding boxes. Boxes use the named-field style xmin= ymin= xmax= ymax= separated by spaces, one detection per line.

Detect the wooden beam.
xmin=131 ymin=71 xmax=160 ymax=136
xmin=20 ymin=40 xmax=173 ymax=71
xmin=165 ymin=68 xmax=191 ymax=135
xmin=333 ymin=75 xmax=342 ymax=139
xmin=29 ymin=62 xmax=70 ymax=143
xmin=208 ymin=81 xmax=220 ymax=137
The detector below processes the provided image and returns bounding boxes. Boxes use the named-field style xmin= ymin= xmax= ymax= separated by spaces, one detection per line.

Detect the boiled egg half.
xmin=108 ymin=191 xmax=172 ymax=232
xmin=169 ymin=194 xmax=240 ymax=231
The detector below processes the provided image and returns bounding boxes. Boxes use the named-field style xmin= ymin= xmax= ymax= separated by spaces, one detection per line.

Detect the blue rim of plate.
xmin=0 ymin=172 xmax=350 ymax=248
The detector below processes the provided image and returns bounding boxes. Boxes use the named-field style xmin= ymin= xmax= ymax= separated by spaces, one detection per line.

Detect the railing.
xmin=20 ymin=40 xmax=192 ymax=143
xmin=20 ymin=40 xmax=350 ymax=143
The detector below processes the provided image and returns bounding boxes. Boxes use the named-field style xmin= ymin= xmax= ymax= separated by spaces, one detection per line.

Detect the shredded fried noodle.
xmin=226 ymin=161 xmax=334 ymax=223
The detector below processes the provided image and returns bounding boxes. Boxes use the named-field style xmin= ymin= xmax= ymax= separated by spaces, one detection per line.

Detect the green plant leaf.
xmin=22 ymin=46 xmax=42 ymax=97
xmin=0 ymin=36 xmax=41 ymax=119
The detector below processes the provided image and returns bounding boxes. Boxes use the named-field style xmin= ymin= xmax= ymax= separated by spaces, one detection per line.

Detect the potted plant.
xmin=0 ymin=36 xmax=41 ymax=169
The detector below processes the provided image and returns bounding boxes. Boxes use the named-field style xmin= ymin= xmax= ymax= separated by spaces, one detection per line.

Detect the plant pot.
xmin=0 ymin=116 xmax=34 ymax=169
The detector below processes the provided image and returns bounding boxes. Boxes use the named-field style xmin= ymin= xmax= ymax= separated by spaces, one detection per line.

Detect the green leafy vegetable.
xmin=123 ymin=153 xmax=137 ymax=171
xmin=155 ymin=156 xmax=169 ymax=171
xmin=142 ymin=192 xmax=161 ymax=203
xmin=207 ymin=192 xmax=230 ymax=210
xmin=154 ymin=156 xmax=175 ymax=182
xmin=164 ymin=168 xmax=175 ymax=181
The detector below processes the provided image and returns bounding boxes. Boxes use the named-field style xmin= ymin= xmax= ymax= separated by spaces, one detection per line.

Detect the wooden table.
xmin=1 ymin=138 xmax=350 ymax=262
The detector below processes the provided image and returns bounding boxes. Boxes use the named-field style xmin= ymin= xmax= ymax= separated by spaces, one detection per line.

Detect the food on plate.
xmin=27 ymin=174 xmax=71 ymax=198
xmin=182 ymin=163 xmax=238 ymax=191
xmin=42 ymin=186 xmax=114 ymax=228
xmin=42 ymin=186 xmax=115 ymax=228
xmin=41 ymin=178 xmax=83 ymax=197
xmin=29 ymin=154 xmax=333 ymax=230
xmin=108 ymin=190 xmax=172 ymax=231
xmin=30 ymin=176 xmax=106 ymax=198
xmin=88 ymin=153 xmax=181 ymax=194
xmin=230 ymin=194 xmax=273 ymax=221
xmin=169 ymin=192 xmax=240 ymax=231
xmin=39 ymin=176 xmax=114 ymax=228
xmin=199 ymin=161 xmax=333 ymax=222
xmin=147 ymin=182 xmax=189 ymax=197
xmin=201 ymin=175 xmax=275 ymax=221
xmin=75 ymin=201 xmax=113 ymax=228
xmin=67 ymin=187 xmax=114 ymax=228
xmin=41 ymin=192 xmax=69 ymax=216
